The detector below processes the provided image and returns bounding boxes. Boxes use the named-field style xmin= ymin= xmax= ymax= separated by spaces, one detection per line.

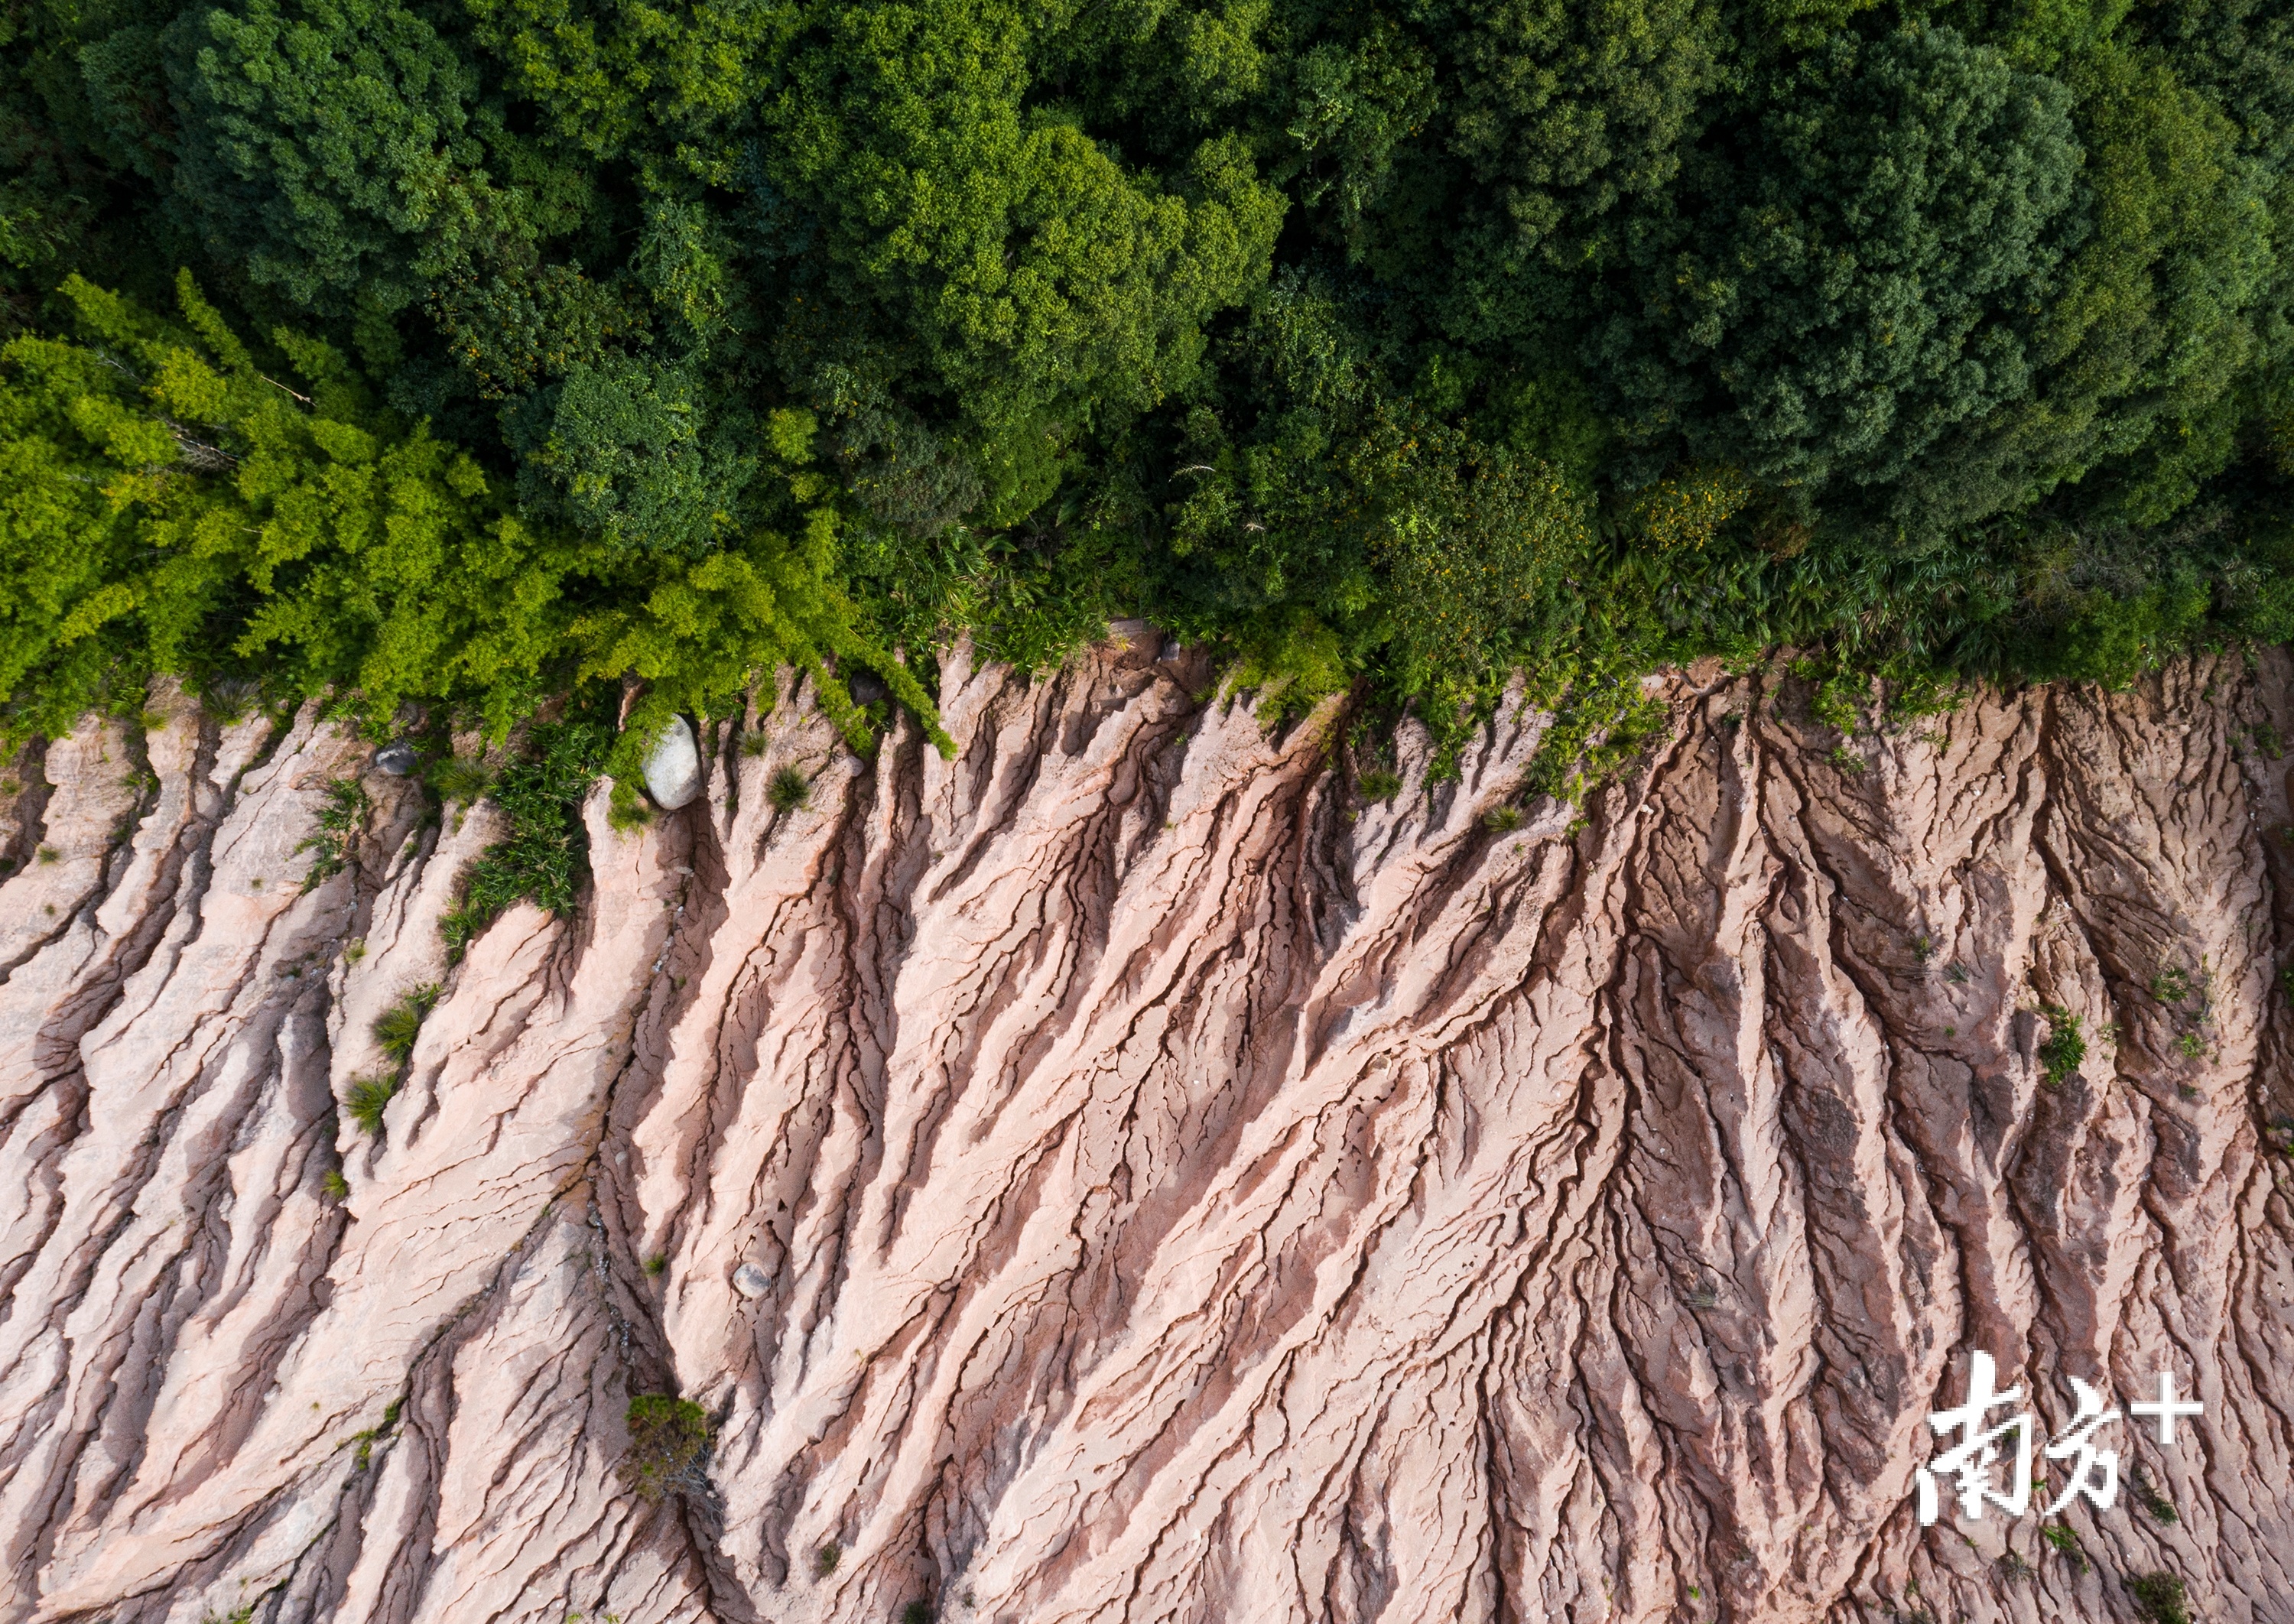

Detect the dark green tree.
xmin=161 ymin=0 xmax=523 ymax=314
xmin=1594 ymin=25 xmax=2084 ymax=541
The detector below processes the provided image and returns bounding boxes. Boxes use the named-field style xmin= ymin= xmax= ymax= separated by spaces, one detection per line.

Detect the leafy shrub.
xmin=619 ymin=1395 xmax=710 ymax=1501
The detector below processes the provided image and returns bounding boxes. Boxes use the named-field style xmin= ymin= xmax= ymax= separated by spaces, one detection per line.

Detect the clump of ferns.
xmin=342 ymin=983 xmax=440 ymax=1141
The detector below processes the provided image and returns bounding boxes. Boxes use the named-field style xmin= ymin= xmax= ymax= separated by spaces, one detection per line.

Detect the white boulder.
xmin=642 ymin=716 xmax=703 ymax=810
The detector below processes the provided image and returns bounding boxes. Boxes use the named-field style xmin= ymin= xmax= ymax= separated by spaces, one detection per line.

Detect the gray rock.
xmin=642 ymin=716 xmax=703 ymax=810
xmin=373 ymin=742 xmax=418 ymax=777
xmin=1159 ymin=638 xmax=1182 ymax=662
xmin=731 ymin=1262 xmax=771 ymax=1300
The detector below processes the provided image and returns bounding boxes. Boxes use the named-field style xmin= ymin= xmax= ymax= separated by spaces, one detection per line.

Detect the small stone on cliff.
xmin=372 ymin=742 xmax=418 ymax=776
xmin=732 ymin=1263 xmax=770 ymax=1299
xmin=644 ymin=716 xmax=703 ymax=810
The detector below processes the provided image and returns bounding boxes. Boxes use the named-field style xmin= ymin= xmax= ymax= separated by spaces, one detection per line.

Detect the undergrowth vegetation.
xmin=440 ymin=715 xmax=614 ymax=960
xmin=619 ymin=1395 xmax=710 ymax=1502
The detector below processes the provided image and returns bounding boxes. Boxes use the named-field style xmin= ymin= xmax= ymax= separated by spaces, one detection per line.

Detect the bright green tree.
xmin=0 ymin=273 xmax=944 ymax=756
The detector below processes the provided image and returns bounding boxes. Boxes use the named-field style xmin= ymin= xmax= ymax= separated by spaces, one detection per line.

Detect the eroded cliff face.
xmin=2 ymin=637 xmax=2292 ymax=1624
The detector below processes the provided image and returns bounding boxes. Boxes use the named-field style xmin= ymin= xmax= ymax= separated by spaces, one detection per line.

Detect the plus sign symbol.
xmin=2129 ymin=1371 xmax=2205 ymax=1447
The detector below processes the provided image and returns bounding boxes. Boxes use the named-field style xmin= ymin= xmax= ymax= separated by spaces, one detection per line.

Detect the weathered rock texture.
xmin=3 ymin=638 xmax=2292 ymax=1624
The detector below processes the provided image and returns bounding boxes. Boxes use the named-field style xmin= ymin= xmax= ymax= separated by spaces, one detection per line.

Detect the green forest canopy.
xmin=3 ymin=0 xmax=2292 ymax=773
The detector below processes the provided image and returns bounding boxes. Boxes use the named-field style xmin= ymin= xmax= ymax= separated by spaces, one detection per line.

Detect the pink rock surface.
xmin=2 ymin=639 xmax=2290 ymax=1623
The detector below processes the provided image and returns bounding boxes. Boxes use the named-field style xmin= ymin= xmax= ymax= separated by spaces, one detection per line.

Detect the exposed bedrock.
xmin=1 ymin=638 xmax=2290 ymax=1623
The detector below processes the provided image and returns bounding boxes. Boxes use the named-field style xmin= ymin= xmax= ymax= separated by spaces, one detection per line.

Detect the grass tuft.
xmin=768 ymin=765 xmax=811 ymax=812
xmin=372 ymin=983 xmax=441 ymax=1066
xmin=343 ymin=1074 xmax=398 ymax=1136
xmin=1357 ymin=768 xmax=1402 ymax=804
xmin=425 ymin=754 xmax=495 ymax=805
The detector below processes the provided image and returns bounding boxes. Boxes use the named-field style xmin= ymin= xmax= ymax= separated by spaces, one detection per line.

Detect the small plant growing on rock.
xmin=816 ymin=1543 xmax=841 ymax=1577
xmin=644 ymin=1254 xmax=668 ymax=1277
xmin=442 ymin=716 xmax=614 ymax=961
xmin=425 ymin=755 xmax=495 ymax=805
xmin=902 ymin=1603 xmax=934 ymax=1624
xmin=37 ymin=844 xmax=58 ymax=864
xmin=607 ymin=781 xmax=655 ymax=832
xmin=2039 ymin=1522 xmax=2088 ymax=1574
xmin=768 ymin=766 xmax=811 ymax=813
xmin=2175 ymin=1031 xmax=2206 ymax=1060
xmin=297 ymin=778 xmax=370 ymax=890
xmin=343 ymin=1075 xmax=399 ymax=1137
xmin=2151 ymin=964 xmax=2196 ymax=1004
xmin=619 ymin=1395 xmax=710 ymax=1501
xmin=351 ymin=1396 xmax=404 ymax=1470
xmin=373 ymin=984 xmax=441 ymax=1067
xmin=1358 ymin=768 xmax=1402 ymax=804
xmin=2131 ymin=1469 xmax=2179 ymax=1524
xmin=2129 ymin=1571 xmax=2192 ymax=1624
xmin=740 ymin=731 xmax=772 ymax=758
xmin=1484 ymin=805 xmax=1523 ymax=832
xmin=2036 ymin=1006 xmax=2086 ymax=1089
xmin=1997 ymin=1548 xmax=2033 ymax=1581
xmin=322 ymin=1170 xmax=350 ymax=1200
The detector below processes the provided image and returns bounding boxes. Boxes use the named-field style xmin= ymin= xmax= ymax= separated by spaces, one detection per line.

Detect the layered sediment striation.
xmin=2 ymin=638 xmax=2291 ymax=1623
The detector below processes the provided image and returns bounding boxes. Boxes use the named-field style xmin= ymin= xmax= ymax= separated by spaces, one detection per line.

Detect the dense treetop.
xmin=2 ymin=0 xmax=2291 ymax=772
